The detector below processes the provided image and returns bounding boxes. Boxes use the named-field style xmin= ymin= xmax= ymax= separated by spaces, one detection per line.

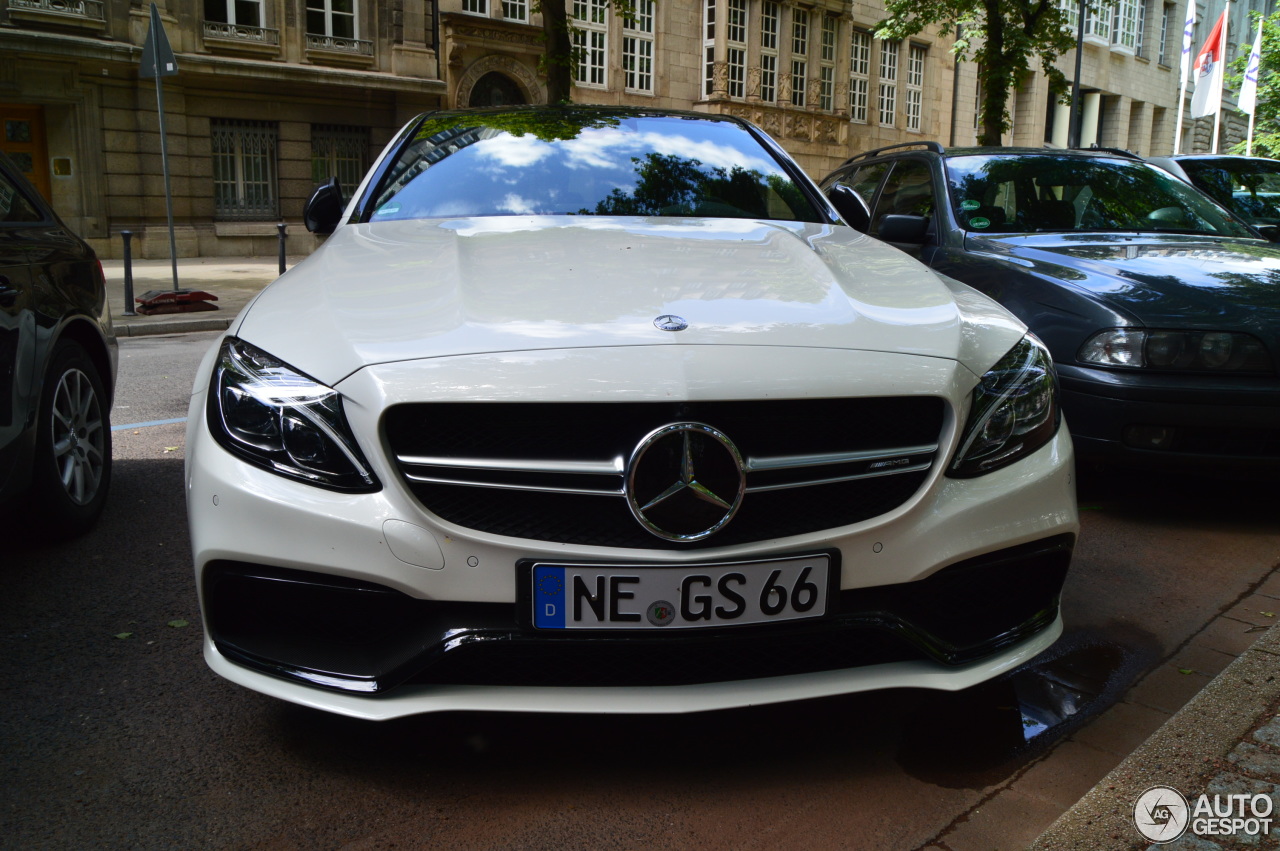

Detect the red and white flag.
xmin=1190 ymin=10 xmax=1228 ymax=118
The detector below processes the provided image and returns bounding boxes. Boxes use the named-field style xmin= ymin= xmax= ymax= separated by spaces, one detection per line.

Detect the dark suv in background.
xmin=0 ymin=152 xmax=116 ymax=534
xmin=821 ymin=143 xmax=1280 ymax=473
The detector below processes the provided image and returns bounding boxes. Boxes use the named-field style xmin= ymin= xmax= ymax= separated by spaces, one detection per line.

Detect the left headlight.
xmin=207 ymin=337 xmax=380 ymax=492
xmin=949 ymin=335 xmax=1061 ymax=478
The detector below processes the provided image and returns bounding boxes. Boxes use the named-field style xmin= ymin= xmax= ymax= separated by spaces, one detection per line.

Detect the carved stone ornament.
xmin=457 ymin=54 xmax=542 ymax=107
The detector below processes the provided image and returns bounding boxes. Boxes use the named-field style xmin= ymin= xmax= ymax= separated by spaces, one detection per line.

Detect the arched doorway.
xmin=470 ymin=71 xmax=526 ymax=107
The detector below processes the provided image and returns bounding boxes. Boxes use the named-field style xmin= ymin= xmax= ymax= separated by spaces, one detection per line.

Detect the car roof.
xmin=836 ymin=143 xmax=1142 ymax=171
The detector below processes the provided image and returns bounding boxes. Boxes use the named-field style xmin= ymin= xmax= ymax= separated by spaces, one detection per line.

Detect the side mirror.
xmin=304 ymin=178 xmax=344 ymax=235
xmin=877 ymin=214 xmax=929 ymax=245
xmin=826 ymin=184 xmax=871 ymax=233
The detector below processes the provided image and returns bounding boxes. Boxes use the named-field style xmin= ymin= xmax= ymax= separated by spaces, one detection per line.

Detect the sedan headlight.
xmin=949 ymin=336 xmax=1060 ymax=477
xmin=208 ymin=338 xmax=379 ymax=492
xmin=1078 ymin=329 xmax=1273 ymax=373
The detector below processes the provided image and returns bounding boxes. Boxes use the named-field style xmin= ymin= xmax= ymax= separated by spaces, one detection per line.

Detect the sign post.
xmin=139 ymin=2 xmax=179 ymax=292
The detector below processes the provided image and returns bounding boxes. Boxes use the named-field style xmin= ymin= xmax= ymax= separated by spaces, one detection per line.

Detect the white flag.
xmin=1180 ymin=0 xmax=1197 ymax=81
xmin=1239 ymin=20 xmax=1263 ymax=115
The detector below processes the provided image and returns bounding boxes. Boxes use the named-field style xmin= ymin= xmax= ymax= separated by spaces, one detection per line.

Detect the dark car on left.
xmin=0 ymin=152 xmax=116 ymax=534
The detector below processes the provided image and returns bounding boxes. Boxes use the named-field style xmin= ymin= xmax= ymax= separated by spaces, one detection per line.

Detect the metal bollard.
xmin=277 ymin=222 xmax=287 ymax=275
xmin=121 ymin=230 xmax=137 ymax=316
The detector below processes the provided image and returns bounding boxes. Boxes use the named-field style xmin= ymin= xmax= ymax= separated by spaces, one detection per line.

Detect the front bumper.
xmin=187 ymin=392 xmax=1077 ymax=718
xmin=1058 ymin=364 xmax=1280 ymax=470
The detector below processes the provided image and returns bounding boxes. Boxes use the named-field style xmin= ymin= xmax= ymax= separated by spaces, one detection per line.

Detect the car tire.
xmin=30 ymin=340 xmax=112 ymax=536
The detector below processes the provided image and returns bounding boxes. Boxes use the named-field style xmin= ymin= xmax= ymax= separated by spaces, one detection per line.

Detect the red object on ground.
xmin=134 ymin=289 xmax=220 ymax=315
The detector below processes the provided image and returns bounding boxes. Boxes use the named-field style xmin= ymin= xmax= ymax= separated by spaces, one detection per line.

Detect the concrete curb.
xmin=1030 ymin=620 xmax=1280 ymax=850
xmin=114 ymin=317 xmax=234 ymax=337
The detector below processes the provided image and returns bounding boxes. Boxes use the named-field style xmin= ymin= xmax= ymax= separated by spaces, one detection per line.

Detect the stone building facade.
xmin=0 ymin=0 xmax=1224 ymax=260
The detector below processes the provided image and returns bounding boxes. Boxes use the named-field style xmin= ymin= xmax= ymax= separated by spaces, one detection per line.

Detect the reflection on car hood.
xmin=236 ymin=217 xmax=1021 ymax=385
xmin=974 ymin=233 xmax=1280 ymax=325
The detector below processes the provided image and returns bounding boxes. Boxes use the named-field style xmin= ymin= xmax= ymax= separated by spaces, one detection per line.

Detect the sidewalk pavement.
xmin=103 ymin=255 xmax=294 ymax=337
xmin=103 ymin=256 xmax=1280 ymax=850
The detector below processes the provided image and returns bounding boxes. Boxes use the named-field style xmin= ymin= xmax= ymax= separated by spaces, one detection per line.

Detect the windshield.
xmin=365 ymin=109 xmax=821 ymax=223
xmin=944 ymin=154 xmax=1256 ymax=238
xmin=1178 ymin=158 xmax=1280 ymax=225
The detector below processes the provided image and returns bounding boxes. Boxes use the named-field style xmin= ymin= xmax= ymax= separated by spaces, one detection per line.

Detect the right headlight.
xmin=949 ymin=335 xmax=1061 ymax=477
xmin=207 ymin=337 xmax=380 ymax=493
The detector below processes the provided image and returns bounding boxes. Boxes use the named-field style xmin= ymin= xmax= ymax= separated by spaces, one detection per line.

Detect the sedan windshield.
xmin=1177 ymin=158 xmax=1280 ymax=225
xmin=945 ymin=154 xmax=1256 ymax=238
xmin=366 ymin=109 xmax=821 ymax=223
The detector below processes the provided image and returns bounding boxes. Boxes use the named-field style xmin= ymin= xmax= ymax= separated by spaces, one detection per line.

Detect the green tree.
xmin=1228 ymin=12 xmax=1280 ymax=157
xmin=535 ymin=1 xmax=642 ymax=104
xmin=876 ymin=0 xmax=1078 ymax=146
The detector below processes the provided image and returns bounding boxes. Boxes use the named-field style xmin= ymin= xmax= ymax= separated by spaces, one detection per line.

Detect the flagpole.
xmin=1212 ymin=8 xmax=1225 ymax=154
xmin=1175 ymin=0 xmax=1195 ymax=154
xmin=1248 ymin=111 xmax=1256 ymax=156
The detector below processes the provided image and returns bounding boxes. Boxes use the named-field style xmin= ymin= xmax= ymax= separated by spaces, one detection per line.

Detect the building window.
xmin=1112 ymin=0 xmax=1138 ymax=50
xmin=461 ymin=0 xmax=487 ymax=14
xmin=1085 ymin=1 xmax=1111 ymax=42
xmin=623 ymin=0 xmax=654 ymax=94
xmin=1135 ymin=0 xmax=1147 ymax=56
xmin=791 ymin=8 xmax=809 ymax=107
xmin=306 ymin=0 xmax=356 ymax=39
xmin=212 ymin=119 xmax=277 ymax=221
xmin=760 ymin=1 xmax=780 ymax=103
xmin=311 ymin=125 xmax=368 ymax=193
xmin=905 ymin=44 xmax=925 ymax=131
xmin=849 ymin=29 xmax=870 ymax=122
xmin=819 ymin=15 xmax=837 ymax=110
xmin=703 ymin=0 xmax=715 ymax=97
xmin=726 ymin=0 xmax=747 ymax=98
xmin=573 ymin=0 xmax=608 ymax=88
xmin=879 ymin=39 xmax=899 ymax=126
xmin=1159 ymin=2 xmax=1173 ymax=63
xmin=1059 ymin=0 xmax=1080 ymax=32
xmin=502 ymin=0 xmax=527 ymax=22
xmin=205 ymin=0 xmax=263 ymax=26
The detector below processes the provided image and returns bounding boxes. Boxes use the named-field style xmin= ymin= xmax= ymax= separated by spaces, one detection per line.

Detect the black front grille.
xmin=384 ymin=398 xmax=945 ymax=548
xmin=409 ymin=625 xmax=921 ymax=687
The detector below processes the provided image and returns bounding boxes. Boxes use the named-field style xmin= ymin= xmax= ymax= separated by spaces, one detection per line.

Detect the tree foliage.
xmin=1228 ymin=12 xmax=1280 ymax=157
xmin=876 ymin=0 xmax=1078 ymax=146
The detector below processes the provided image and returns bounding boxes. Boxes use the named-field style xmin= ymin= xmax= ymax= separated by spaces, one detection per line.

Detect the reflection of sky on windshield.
xmin=473 ymin=129 xmax=780 ymax=176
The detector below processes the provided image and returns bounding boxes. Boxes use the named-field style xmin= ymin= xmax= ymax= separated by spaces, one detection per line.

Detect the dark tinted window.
xmin=945 ymin=154 xmax=1255 ymax=238
xmin=0 ymin=170 xmax=42 ymax=224
xmin=367 ymin=110 xmax=821 ymax=223
xmin=1179 ymin=158 xmax=1280 ymax=225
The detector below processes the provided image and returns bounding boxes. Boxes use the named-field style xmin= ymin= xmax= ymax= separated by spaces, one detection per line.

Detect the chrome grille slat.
xmin=383 ymin=398 xmax=946 ymax=548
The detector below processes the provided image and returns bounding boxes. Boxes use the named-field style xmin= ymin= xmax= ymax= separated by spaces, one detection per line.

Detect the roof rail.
xmin=839 ymin=141 xmax=946 ymax=167
xmin=1083 ymin=144 xmax=1142 ymax=160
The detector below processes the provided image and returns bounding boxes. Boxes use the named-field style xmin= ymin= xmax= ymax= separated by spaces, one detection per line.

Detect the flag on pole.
xmin=1239 ymin=20 xmax=1263 ymax=115
xmin=1190 ymin=10 xmax=1228 ymax=118
xmin=1180 ymin=2 xmax=1197 ymax=81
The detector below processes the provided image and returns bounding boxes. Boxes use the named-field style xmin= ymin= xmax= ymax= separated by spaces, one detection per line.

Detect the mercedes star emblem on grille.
xmin=625 ymin=422 xmax=746 ymax=541
xmin=653 ymin=314 xmax=689 ymax=331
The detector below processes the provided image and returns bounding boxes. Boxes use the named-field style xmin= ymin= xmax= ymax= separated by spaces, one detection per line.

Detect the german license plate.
xmin=530 ymin=554 xmax=830 ymax=630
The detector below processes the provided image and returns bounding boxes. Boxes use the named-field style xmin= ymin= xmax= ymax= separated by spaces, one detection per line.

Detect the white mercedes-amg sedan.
xmin=185 ymin=107 xmax=1078 ymax=720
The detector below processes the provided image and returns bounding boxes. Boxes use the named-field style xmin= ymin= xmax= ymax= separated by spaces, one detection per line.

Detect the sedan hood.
xmin=237 ymin=217 xmax=1020 ymax=385
xmin=972 ymin=233 xmax=1280 ymax=328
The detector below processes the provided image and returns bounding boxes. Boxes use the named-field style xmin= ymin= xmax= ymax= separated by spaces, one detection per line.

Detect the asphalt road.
xmin=2 ymin=332 xmax=1278 ymax=850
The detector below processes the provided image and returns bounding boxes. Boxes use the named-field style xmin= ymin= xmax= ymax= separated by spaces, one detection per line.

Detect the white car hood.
xmin=234 ymin=217 xmax=1023 ymax=385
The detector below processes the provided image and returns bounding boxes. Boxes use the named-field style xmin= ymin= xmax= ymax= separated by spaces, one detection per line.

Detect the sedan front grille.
xmin=384 ymin=399 xmax=945 ymax=548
